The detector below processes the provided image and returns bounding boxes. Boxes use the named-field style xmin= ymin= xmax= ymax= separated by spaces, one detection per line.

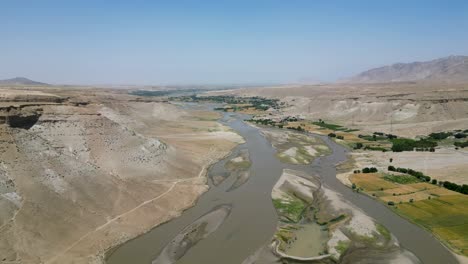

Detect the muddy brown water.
xmin=106 ymin=110 xmax=458 ymax=264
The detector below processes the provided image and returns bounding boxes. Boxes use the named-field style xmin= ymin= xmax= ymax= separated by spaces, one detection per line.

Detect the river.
xmin=106 ymin=110 xmax=457 ymax=264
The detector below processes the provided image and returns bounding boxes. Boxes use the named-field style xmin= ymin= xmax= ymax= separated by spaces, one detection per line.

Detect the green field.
xmin=383 ymin=174 xmax=421 ymax=184
xmin=396 ymin=195 xmax=468 ymax=255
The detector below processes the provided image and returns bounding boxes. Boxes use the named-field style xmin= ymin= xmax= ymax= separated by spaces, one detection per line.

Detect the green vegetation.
xmin=335 ymin=240 xmax=350 ymax=254
xmin=131 ymin=90 xmax=173 ymax=96
xmin=391 ymin=138 xmax=437 ymax=152
xmin=429 ymin=132 xmax=453 ymax=140
xmin=454 ymin=141 xmax=468 ymax=148
xmin=312 ymin=120 xmax=346 ymax=131
xmin=384 ymin=174 xmax=421 ymax=184
xmin=442 ymin=181 xmax=468 ymax=194
xmin=397 ymin=195 xmax=468 ymax=255
xmin=329 ymin=214 xmax=346 ymax=223
xmin=376 ymin=224 xmax=391 ymax=241
xmin=361 ymin=167 xmax=378 ymax=173
xmin=273 ymin=196 xmax=307 ymax=223
xmin=388 ymin=166 xmax=431 ymax=182
xmin=363 ymin=145 xmax=389 ymax=152
xmin=175 ymin=95 xmax=281 ymax=111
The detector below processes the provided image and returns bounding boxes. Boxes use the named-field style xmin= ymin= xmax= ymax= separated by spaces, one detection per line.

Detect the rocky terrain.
xmin=0 ymin=86 xmax=242 ymax=264
xmin=344 ymin=55 xmax=468 ymax=83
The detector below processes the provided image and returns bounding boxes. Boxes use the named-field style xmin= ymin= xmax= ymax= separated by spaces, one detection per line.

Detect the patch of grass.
xmin=329 ymin=214 xmax=347 ymax=223
xmin=384 ymin=174 xmax=421 ymax=184
xmin=273 ymin=196 xmax=307 ymax=223
xmin=312 ymin=121 xmax=346 ymax=131
xmin=376 ymin=223 xmax=391 ymax=241
xmin=335 ymin=240 xmax=350 ymax=254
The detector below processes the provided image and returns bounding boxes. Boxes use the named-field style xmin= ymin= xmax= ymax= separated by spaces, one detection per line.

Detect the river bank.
xmin=106 ymin=107 xmax=458 ymax=264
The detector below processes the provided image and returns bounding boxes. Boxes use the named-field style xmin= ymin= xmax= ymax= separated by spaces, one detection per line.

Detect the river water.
xmin=106 ymin=111 xmax=457 ymax=264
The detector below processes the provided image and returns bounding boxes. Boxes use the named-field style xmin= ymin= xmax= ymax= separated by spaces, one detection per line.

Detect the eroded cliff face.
xmin=0 ymin=106 xmax=43 ymax=129
xmin=0 ymin=88 xmax=242 ymax=264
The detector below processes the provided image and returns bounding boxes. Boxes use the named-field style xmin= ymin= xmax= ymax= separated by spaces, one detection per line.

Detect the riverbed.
xmin=106 ymin=110 xmax=457 ymax=264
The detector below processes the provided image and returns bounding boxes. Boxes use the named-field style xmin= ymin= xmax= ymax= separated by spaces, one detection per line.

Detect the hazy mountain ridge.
xmin=0 ymin=77 xmax=48 ymax=86
xmin=345 ymin=55 xmax=468 ymax=83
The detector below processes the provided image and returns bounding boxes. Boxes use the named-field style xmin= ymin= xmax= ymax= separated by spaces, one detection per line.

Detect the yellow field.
xmin=381 ymin=182 xmax=437 ymax=196
xmin=350 ymin=173 xmax=397 ymax=191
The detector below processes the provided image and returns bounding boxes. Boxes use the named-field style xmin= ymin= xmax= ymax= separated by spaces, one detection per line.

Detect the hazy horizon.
xmin=2 ymin=0 xmax=468 ymax=85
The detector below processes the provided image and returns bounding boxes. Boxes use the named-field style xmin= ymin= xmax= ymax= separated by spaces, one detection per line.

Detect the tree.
xmin=388 ymin=165 xmax=396 ymax=171
xmin=352 ymin=183 xmax=357 ymax=190
xmin=328 ymin=133 xmax=336 ymax=138
xmin=431 ymin=179 xmax=438 ymax=185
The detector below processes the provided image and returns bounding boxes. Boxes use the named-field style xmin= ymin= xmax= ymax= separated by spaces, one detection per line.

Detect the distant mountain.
xmin=344 ymin=55 xmax=468 ymax=83
xmin=0 ymin=77 xmax=48 ymax=86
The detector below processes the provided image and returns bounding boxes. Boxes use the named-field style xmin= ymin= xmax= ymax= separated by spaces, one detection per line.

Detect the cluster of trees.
xmin=248 ymin=118 xmax=275 ymax=126
xmin=364 ymin=145 xmax=388 ymax=152
xmin=178 ymin=95 xmax=281 ymax=111
xmin=442 ymin=181 xmax=468 ymax=194
xmin=429 ymin=132 xmax=453 ymax=140
xmin=362 ymin=167 xmax=378 ymax=173
xmin=358 ymin=132 xmax=397 ymax=141
xmin=388 ymin=166 xmax=468 ymax=195
xmin=391 ymin=138 xmax=437 ymax=152
xmin=387 ymin=166 xmax=431 ymax=182
xmin=288 ymin=126 xmax=304 ymax=132
xmin=454 ymin=141 xmax=468 ymax=148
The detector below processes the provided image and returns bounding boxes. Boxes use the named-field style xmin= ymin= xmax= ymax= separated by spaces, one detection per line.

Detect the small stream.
xmin=106 ymin=110 xmax=457 ymax=264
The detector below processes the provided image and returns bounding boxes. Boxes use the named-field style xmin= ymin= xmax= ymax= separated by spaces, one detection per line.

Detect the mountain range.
xmin=344 ymin=55 xmax=468 ymax=83
xmin=0 ymin=77 xmax=48 ymax=86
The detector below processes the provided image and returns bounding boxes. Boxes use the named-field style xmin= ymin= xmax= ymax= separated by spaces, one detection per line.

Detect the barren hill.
xmin=344 ymin=55 xmax=468 ymax=83
xmin=0 ymin=77 xmax=48 ymax=86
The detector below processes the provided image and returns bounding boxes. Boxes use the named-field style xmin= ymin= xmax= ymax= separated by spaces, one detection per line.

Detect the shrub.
xmin=328 ymin=133 xmax=336 ymax=138
xmin=429 ymin=132 xmax=452 ymax=140
xmin=362 ymin=167 xmax=378 ymax=173
xmin=454 ymin=141 xmax=468 ymax=148
xmin=388 ymin=165 xmax=396 ymax=171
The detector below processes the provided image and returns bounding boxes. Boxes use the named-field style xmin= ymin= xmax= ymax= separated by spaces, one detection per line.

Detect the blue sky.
xmin=1 ymin=0 xmax=468 ymax=85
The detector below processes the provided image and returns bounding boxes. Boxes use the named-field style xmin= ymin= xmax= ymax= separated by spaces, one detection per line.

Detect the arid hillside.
xmin=0 ymin=86 xmax=242 ymax=264
xmin=213 ymin=82 xmax=468 ymax=137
